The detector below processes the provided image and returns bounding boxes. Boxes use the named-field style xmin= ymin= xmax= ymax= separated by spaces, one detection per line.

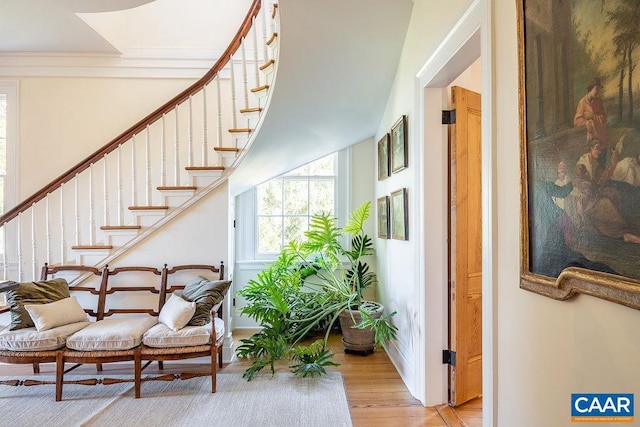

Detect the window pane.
xmin=283 ymin=180 xmax=308 ymax=215
xmin=285 ymin=163 xmax=309 ymax=177
xmin=309 ymin=179 xmax=334 ymax=215
xmin=284 ymin=216 xmax=307 ymax=244
xmin=258 ymin=216 xmax=283 ymax=253
xmin=308 ymin=155 xmax=334 ymax=176
xmin=257 ymin=179 xmax=282 ymax=215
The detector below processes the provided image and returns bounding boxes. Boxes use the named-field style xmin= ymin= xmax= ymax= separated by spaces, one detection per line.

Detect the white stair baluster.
xmin=216 ymin=75 xmax=222 ymax=150
xmin=174 ymin=105 xmax=180 ymax=186
xmin=31 ymin=204 xmax=37 ymax=280
xmin=252 ymin=17 xmax=261 ymax=88
xmin=262 ymin=0 xmax=270 ymax=60
xmin=117 ymin=145 xmax=123 ymax=225
xmin=161 ymin=114 xmax=167 ymax=187
xmin=89 ymin=163 xmax=95 ymax=245
xmin=45 ymin=195 xmax=51 ymax=264
xmin=241 ymin=37 xmax=249 ymax=110
xmin=103 ymin=154 xmax=109 ymax=227
xmin=131 ymin=135 xmax=138 ymax=207
xmin=16 ymin=213 xmax=22 ymax=281
xmin=230 ymin=54 xmax=238 ymax=130
xmin=145 ymin=125 xmax=152 ymax=205
xmin=202 ymin=85 xmax=209 ymax=165
xmin=74 ymin=174 xmax=80 ymax=246
xmin=188 ymin=96 xmax=194 ymax=167
xmin=60 ymin=184 xmax=66 ymax=265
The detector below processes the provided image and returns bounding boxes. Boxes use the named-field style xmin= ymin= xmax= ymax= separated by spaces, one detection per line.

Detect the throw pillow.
xmin=158 ymin=293 xmax=196 ymax=331
xmin=24 ymin=296 xmax=88 ymax=331
xmin=6 ymin=278 xmax=71 ymax=330
xmin=181 ymin=276 xmax=231 ymax=326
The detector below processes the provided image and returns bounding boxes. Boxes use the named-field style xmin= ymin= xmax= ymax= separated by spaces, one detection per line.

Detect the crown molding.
xmin=0 ymin=47 xmax=254 ymax=79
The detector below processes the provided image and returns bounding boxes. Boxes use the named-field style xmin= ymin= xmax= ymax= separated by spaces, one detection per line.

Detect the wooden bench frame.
xmin=0 ymin=262 xmax=226 ymax=401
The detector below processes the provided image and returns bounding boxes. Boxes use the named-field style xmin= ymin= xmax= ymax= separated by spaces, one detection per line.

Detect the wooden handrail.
xmin=0 ymin=0 xmax=262 ymax=227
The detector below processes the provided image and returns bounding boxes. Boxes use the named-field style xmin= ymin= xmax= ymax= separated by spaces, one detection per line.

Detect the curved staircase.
xmin=0 ymin=0 xmax=280 ymax=281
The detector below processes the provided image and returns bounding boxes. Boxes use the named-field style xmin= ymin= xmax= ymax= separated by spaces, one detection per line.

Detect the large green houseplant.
xmin=236 ymin=201 xmax=397 ymax=380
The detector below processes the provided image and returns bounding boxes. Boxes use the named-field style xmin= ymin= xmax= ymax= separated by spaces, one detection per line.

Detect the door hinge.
xmin=233 ymin=298 xmax=236 ymax=307
xmin=443 ymin=349 xmax=457 ymax=366
xmin=442 ymin=109 xmax=456 ymax=124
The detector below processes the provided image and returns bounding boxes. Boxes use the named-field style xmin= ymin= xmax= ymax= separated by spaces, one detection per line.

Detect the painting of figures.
xmin=519 ymin=0 xmax=640 ymax=308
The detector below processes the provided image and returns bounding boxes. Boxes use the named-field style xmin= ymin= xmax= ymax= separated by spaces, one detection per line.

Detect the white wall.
xmin=494 ymin=2 xmax=640 ymax=426
xmin=12 ymin=76 xmax=194 ymax=200
xmin=377 ymin=0 xmax=640 ymax=425
xmin=374 ymin=0 xmax=474 ymax=403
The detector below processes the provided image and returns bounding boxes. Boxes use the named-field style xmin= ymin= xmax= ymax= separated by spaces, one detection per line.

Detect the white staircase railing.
xmin=0 ymin=0 xmax=280 ymax=281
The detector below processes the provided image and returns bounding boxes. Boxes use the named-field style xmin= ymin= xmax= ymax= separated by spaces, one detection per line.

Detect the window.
xmin=0 ymin=93 xmax=7 ymax=214
xmin=256 ymin=154 xmax=336 ymax=254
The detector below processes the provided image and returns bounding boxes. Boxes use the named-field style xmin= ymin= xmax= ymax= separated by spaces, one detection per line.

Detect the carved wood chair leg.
xmin=96 ymin=363 xmax=103 ymax=371
xmin=134 ymin=350 xmax=141 ymax=399
xmin=211 ymin=348 xmax=217 ymax=393
xmin=218 ymin=347 xmax=223 ymax=369
xmin=32 ymin=363 xmax=40 ymax=374
xmin=55 ymin=352 xmax=64 ymax=402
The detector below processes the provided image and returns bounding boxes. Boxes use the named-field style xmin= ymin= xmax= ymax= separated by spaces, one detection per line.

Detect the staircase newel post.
xmin=117 ymin=145 xmax=123 ymax=226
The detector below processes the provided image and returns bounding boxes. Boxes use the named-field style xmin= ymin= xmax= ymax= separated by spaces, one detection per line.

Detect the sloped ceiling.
xmin=229 ymin=0 xmax=413 ymax=195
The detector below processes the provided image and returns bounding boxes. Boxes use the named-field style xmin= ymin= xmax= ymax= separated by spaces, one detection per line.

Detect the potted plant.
xmin=236 ymin=201 xmax=397 ymax=380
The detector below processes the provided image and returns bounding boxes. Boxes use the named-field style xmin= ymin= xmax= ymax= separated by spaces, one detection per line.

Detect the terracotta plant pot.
xmin=338 ymin=303 xmax=384 ymax=353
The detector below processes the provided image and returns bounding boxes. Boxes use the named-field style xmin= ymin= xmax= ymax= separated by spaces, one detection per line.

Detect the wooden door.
xmin=448 ymin=85 xmax=482 ymax=406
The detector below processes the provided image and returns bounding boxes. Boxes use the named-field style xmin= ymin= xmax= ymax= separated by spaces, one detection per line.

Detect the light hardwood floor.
xmin=0 ymin=329 xmax=481 ymax=426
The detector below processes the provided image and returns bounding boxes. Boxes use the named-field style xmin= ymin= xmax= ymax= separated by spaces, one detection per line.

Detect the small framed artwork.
xmin=391 ymin=115 xmax=408 ymax=173
xmin=390 ymin=188 xmax=408 ymax=240
xmin=377 ymin=134 xmax=391 ymax=180
xmin=377 ymin=196 xmax=390 ymax=239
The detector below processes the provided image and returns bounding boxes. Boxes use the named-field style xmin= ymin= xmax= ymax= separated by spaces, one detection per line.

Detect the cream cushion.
xmin=142 ymin=317 xmax=224 ymax=348
xmin=66 ymin=316 xmax=158 ymax=351
xmin=24 ymin=296 xmax=89 ymax=332
xmin=0 ymin=321 xmax=90 ymax=351
xmin=158 ymin=294 xmax=196 ymax=332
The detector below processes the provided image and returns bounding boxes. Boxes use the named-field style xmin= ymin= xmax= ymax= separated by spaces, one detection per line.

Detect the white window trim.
xmin=235 ymin=148 xmax=350 ymax=267
xmin=0 ymin=80 xmax=17 ymax=212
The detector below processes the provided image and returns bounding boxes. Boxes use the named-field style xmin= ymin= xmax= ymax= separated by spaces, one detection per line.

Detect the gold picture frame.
xmin=391 ymin=115 xmax=408 ymax=173
xmin=377 ymin=134 xmax=391 ymax=180
xmin=390 ymin=188 xmax=408 ymax=241
xmin=377 ymin=196 xmax=390 ymax=239
xmin=518 ymin=0 xmax=640 ymax=310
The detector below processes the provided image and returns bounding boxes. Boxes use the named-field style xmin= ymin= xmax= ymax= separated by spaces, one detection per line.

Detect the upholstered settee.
xmin=0 ymin=263 xmax=230 ymax=401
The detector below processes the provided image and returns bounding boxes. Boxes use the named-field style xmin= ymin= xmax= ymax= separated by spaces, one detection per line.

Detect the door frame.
xmin=414 ymin=0 xmax=495 ymax=423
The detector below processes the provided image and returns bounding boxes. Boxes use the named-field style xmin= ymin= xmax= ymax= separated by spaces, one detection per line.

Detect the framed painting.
xmin=377 ymin=196 xmax=390 ymax=239
xmin=391 ymin=115 xmax=408 ymax=173
xmin=518 ymin=0 xmax=640 ymax=310
xmin=377 ymin=134 xmax=391 ymax=180
xmin=390 ymin=188 xmax=408 ymax=240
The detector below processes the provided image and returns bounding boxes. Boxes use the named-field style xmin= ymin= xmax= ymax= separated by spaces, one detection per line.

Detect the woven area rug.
xmin=0 ymin=372 xmax=352 ymax=427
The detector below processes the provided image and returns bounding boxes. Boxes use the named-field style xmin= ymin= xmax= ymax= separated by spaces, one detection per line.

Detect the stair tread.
xmin=251 ymin=85 xmax=269 ymax=93
xmin=260 ymin=59 xmax=275 ymax=71
xmin=128 ymin=206 xmax=169 ymax=210
xmin=240 ymin=107 xmax=263 ymax=114
xmin=266 ymin=33 xmax=278 ymax=46
xmin=156 ymin=186 xmax=197 ymax=191
xmin=71 ymin=245 xmax=113 ymax=250
xmin=185 ymin=166 xmax=225 ymax=171
xmin=214 ymin=147 xmax=240 ymax=152
xmin=228 ymin=128 xmax=253 ymax=133
xmin=272 ymin=3 xmax=278 ymax=19
xmin=100 ymin=225 xmax=142 ymax=230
